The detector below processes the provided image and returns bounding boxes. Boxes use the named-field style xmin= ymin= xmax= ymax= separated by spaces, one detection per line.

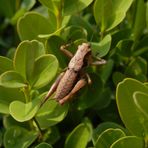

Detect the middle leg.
xmin=58 ymin=78 xmax=87 ymax=105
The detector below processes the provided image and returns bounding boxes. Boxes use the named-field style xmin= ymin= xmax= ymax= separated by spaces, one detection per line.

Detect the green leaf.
xmin=0 ymin=130 xmax=2 ymax=147
xmin=46 ymin=35 xmax=67 ymax=68
xmin=21 ymin=0 xmax=36 ymax=10
xmin=116 ymin=78 xmax=148 ymax=136
xmin=132 ymin=0 xmax=146 ymax=41
xmin=115 ymin=39 xmax=133 ymax=57
xmin=68 ymin=16 xmax=95 ymax=41
xmin=11 ymin=0 xmax=36 ymax=25
xmin=61 ymin=25 xmax=87 ymax=41
xmin=0 ymin=71 xmax=26 ymax=88
xmin=99 ymin=59 xmax=114 ymax=83
xmin=63 ymin=0 xmax=93 ymax=15
xmin=93 ymin=87 xmax=111 ymax=110
xmin=14 ymin=40 xmax=45 ymax=82
xmin=65 ymin=123 xmax=91 ymax=148
xmin=111 ymin=29 xmax=132 ymax=48
xmin=91 ymin=35 xmax=111 ymax=58
xmin=0 ymin=0 xmax=16 ymax=18
xmin=42 ymin=127 xmax=60 ymax=145
xmin=146 ymin=2 xmax=148 ymax=30
xmin=3 ymin=115 xmax=30 ymax=129
xmin=112 ymin=72 xmax=126 ymax=86
xmin=110 ymin=136 xmax=144 ymax=148
xmin=35 ymin=142 xmax=53 ymax=148
xmin=36 ymin=98 xmax=68 ymax=129
xmin=134 ymin=92 xmax=148 ymax=119
xmin=0 ymin=86 xmax=25 ymax=114
xmin=125 ymin=57 xmax=147 ymax=82
xmin=4 ymin=126 xmax=38 ymax=148
xmin=38 ymin=0 xmax=56 ymax=13
xmin=9 ymin=99 xmax=40 ymax=122
xmin=32 ymin=54 xmax=59 ymax=88
xmin=93 ymin=0 xmax=133 ymax=32
xmin=75 ymin=73 xmax=103 ymax=110
xmin=95 ymin=128 xmax=125 ymax=148
xmin=93 ymin=122 xmax=128 ymax=145
xmin=17 ymin=12 xmax=54 ymax=41
xmin=0 ymin=56 xmax=13 ymax=74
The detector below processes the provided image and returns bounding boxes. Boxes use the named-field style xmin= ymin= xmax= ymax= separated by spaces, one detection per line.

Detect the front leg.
xmin=60 ymin=44 xmax=73 ymax=58
xmin=91 ymin=58 xmax=106 ymax=65
xmin=58 ymin=78 xmax=87 ymax=105
xmin=39 ymin=72 xmax=65 ymax=108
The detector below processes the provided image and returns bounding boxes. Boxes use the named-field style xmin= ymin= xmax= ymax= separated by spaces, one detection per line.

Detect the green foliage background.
xmin=0 ymin=0 xmax=148 ymax=148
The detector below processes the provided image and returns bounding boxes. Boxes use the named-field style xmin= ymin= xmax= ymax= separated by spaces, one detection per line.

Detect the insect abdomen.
xmin=55 ymin=70 xmax=77 ymax=100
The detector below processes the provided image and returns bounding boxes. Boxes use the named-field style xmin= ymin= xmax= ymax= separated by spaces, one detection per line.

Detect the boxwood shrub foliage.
xmin=0 ymin=0 xmax=148 ymax=148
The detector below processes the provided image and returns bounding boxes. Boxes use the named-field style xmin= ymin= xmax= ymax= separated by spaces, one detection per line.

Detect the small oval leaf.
xmin=95 ymin=128 xmax=125 ymax=148
xmin=116 ymin=78 xmax=148 ymax=136
xmin=65 ymin=123 xmax=91 ymax=148
xmin=91 ymin=35 xmax=111 ymax=58
xmin=63 ymin=0 xmax=93 ymax=15
xmin=4 ymin=126 xmax=38 ymax=148
xmin=36 ymin=98 xmax=68 ymax=129
xmin=14 ymin=40 xmax=45 ymax=82
xmin=9 ymin=99 xmax=39 ymax=122
xmin=17 ymin=12 xmax=54 ymax=41
xmin=0 ymin=56 xmax=13 ymax=74
xmin=0 ymin=71 xmax=26 ymax=88
xmin=110 ymin=136 xmax=144 ymax=148
xmin=32 ymin=54 xmax=59 ymax=88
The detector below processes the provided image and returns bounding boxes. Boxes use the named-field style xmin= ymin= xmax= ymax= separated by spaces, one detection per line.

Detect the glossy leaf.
xmin=95 ymin=128 xmax=125 ymax=148
xmin=0 ymin=130 xmax=2 ymax=147
xmin=93 ymin=0 xmax=133 ymax=32
xmin=46 ymin=35 xmax=67 ymax=68
xmin=116 ymin=78 xmax=148 ymax=136
xmin=65 ymin=123 xmax=90 ymax=148
xmin=125 ymin=57 xmax=147 ymax=82
xmin=9 ymin=99 xmax=40 ymax=122
xmin=115 ymin=39 xmax=133 ymax=57
xmin=61 ymin=26 xmax=87 ymax=41
xmin=36 ymin=99 xmax=68 ymax=129
xmin=93 ymin=122 xmax=128 ymax=144
xmin=14 ymin=40 xmax=45 ymax=81
xmin=0 ymin=71 xmax=26 ymax=88
xmin=17 ymin=12 xmax=54 ymax=41
xmin=35 ymin=142 xmax=53 ymax=148
xmin=32 ymin=54 xmax=59 ymax=88
xmin=132 ymin=0 xmax=146 ymax=41
xmin=112 ymin=72 xmax=126 ymax=86
xmin=0 ymin=0 xmax=15 ymax=18
xmin=110 ymin=136 xmax=144 ymax=148
xmin=38 ymin=0 xmax=55 ymax=12
xmin=0 ymin=86 xmax=25 ymax=114
xmin=68 ymin=15 xmax=95 ymax=40
xmin=3 ymin=115 xmax=30 ymax=129
xmin=134 ymin=92 xmax=148 ymax=119
xmin=4 ymin=126 xmax=38 ymax=148
xmin=0 ymin=56 xmax=13 ymax=74
xmin=75 ymin=73 xmax=103 ymax=110
xmin=146 ymin=2 xmax=148 ymax=30
xmin=42 ymin=127 xmax=60 ymax=145
xmin=63 ymin=0 xmax=93 ymax=15
xmin=99 ymin=59 xmax=114 ymax=83
xmin=11 ymin=0 xmax=36 ymax=24
xmin=91 ymin=35 xmax=111 ymax=58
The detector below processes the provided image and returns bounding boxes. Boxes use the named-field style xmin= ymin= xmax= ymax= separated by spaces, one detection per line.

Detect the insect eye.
xmin=87 ymin=43 xmax=91 ymax=48
xmin=74 ymin=70 xmax=78 ymax=73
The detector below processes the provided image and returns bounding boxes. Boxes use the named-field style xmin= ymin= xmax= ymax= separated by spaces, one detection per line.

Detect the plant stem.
xmin=23 ymin=85 xmax=30 ymax=103
xmin=33 ymin=117 xmax=43 ymax=138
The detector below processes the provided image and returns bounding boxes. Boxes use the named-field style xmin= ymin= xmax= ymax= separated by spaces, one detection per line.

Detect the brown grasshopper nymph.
xmin=40 ymin=43 xmax=106 ymax=107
